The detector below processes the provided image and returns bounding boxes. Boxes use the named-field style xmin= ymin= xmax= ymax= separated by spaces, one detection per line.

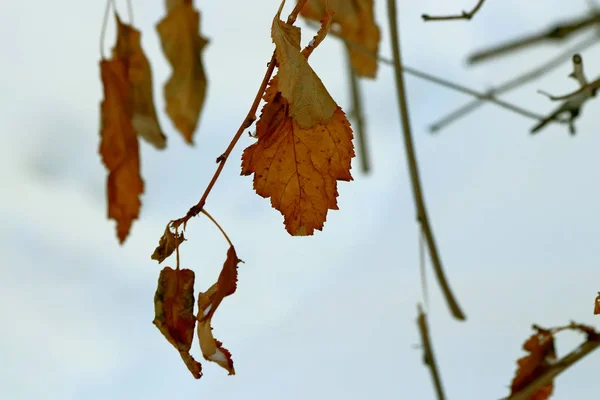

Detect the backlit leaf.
xmin=157 ymin=0 xmax=208 ymax=144
xmin=153 ymin=267 xmax=202 ymax=379
xmin=241 ymin=77 xmax=354 ymax=236
xmin=271 ymin=0 xmax=336 ymax=128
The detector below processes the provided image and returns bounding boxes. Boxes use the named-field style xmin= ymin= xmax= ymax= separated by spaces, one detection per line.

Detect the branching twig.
xmin=422 ymin=0 xmax=486 ymax=22
xmin=468 ymin=12 xmax=600 ymax=64
xmin=170 ymin=0 xmax=309 ymax=230
xmin=429 ymin=33 xmax=600 ymax=132
xmin=387 ymin=0 xmax=466 ymax=320
xmin=304 ymin=21 xmax=548 ymax=136
xmin=417 ymin=305 xmax=447 ymax=400
xmin=345 ymin=45 xmax=370 ymax=173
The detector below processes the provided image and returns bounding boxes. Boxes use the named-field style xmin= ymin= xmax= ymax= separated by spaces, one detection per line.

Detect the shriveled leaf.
xmin=153 ymin=267 xmax=202 ymax=379
xmin=114 ymin=14 xmax=167 ymax=149
xmin=241 ymin=77 xmax=354 ymax=236
xmin=99 ymin=59 xmax=144 ymax=244
xmin=595 ymin=293 xmax=600 ymax=315
xmin=272 ymin=0 xmax=336 ymax=128
xmin=195 ymin=246 xmax=241 ymax=374
xmin=156 ymin=1 xmax=208 ymax=144
xmin=510 ymin=328 xmax=556 ymax=400
xmin=300 ymin=0 xmax=380 ymax=78
xmin=151 ymin=225 xmax=185 ymax=263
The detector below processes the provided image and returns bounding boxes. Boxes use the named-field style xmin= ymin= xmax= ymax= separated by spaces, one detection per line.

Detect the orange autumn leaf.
xmin=113 ymin=14 xmax=167 ymax=149
xmin=271 ymin=0 xmax=336 ymax=128
xmin=595 ymin=293 xmax=600 ymax=315
xmin=157 ymin=0 xmax=208 ymax=144
xmin=509 ymin=328 xmax=556 ymax=400
xmin=300 ymin=0 xmax=380 ymax=78
xmin=153 ymin=267 xmax=203 ymax=379
xmin=196 ymin=246 xmax=241 ymax=374
xmin=241 ymin=77 xmax=354 ymax=236
xmin=99 ymin=58 xmax=144 ymax=244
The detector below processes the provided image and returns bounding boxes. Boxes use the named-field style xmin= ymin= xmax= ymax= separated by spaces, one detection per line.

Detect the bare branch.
xmin=429 ymin=33 xmax=600 ymax=132
xmin=387 ymin=0 xmax=466 ymax=320
xmin=303 ymin=21 xmax=549 ymax=131
xmin=468 ymin=12 xmax=600 ymax=65
xmin=422 ymin=0 xmax=486 ymax=22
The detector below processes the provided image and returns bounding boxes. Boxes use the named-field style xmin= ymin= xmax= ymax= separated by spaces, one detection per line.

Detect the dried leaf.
xmin=157 ymin=0 xmax=208 ymax=144
xmin=196 ymin=246 xmax=241 ymax=374
xmin=271 ymin=0 xmax=336 ymax=128
xmin=99 ymin=59 xmax=144 ymax=243
xmin=595 ymin=293 xmax=600 ymax=315
xmin=153 ymin=267 xmax=202 ymax=379
xmin=241 ymin=77 xmax=354 ymax=236
xmin=114 ymin=14 xmax=167 ymax=149
xmin=510 ymin=328 xmax=556 ymax=400
xmin=151 ymin=225 xmax=185 ymax=263
xmin=301 ymin=0 xmax=380 ymax=78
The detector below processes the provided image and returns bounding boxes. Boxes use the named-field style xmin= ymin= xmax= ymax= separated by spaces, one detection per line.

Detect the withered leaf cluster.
xmin=153 ymin=245 xmax=241 ymax=378
xmin=99 ymin=1 xmax=208 ymax=243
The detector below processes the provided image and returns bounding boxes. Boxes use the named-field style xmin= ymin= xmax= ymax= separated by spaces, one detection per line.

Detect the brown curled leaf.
xmin=99 ymin=58 xmax=144 ymax=244
xmin=156 ymin=0 xmax=208 ymax=144
xmin=114 ymin=14 xmax=167 ymax=149
xmin=510 ymin=327 xmax=556 ymax=400
xmin=595 ymin=293 xmax=600 ymax=315
xmin=195 ymin=246 xmax=241 ymax=374
xmin=153 ymin=267 xmax=202 ymax=379
xmin=151 ymin=225 xmax=185 ymax=263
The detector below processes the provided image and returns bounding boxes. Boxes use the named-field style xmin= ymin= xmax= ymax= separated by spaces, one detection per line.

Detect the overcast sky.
xmin=1 ymin=0 xmax=599 ymax=399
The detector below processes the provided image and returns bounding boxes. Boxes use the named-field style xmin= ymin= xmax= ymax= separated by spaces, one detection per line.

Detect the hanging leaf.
xmin=151 ymin=225 xmax=185 ymax=263
xmin=157 ymin=0 xmax=208 ymax=144
xmin=99 ymin=58 xmax=144 ymax=244
xmin=509 ymin=327 xmax=556 ymax=400
xmin=114 ymin=14 xmax=167 ymax=149
xmin=300 ymin=0 xmax=380 ymax=78
xmin=153 ymin=267 xmax=202 ymax=379
xmin=196 ymin=246 xmax=241 ymax=374
xmin=594 ymin=293 xmax=600 ymax=315
xmin=271 ymin=0 xmax=336 ymax=128
xmin=241 ymin=1 xmax=354 ymax=236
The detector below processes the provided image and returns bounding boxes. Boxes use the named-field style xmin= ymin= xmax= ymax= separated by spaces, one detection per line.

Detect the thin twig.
xmin=422 ymin=0 xmax=486 ymax=22
xmin=201 ymin=209 xmax=233 ymax=248
xmin=345 ymin=45 xmax=370 ymax=173
xmin=505 ymin=331 xmax=600 ymax=400
xmin=387 ymin=0 xmax=466 ymax=320
xmin=468 ymin=12 xmax=600 ymax=65
xmin=419 ymin=227 xmax=428 ymax=309
xmin=170 ymin=0 xmax=310 ymax=230
xmin=430 ymin=33 xmax=600 ymax=132
xmin=417 ymin=305 xmax=447 ymax=400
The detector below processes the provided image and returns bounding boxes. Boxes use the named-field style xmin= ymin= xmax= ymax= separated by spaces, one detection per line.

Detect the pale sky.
xmin=1 ymin=0 xmax=599 ymax=399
